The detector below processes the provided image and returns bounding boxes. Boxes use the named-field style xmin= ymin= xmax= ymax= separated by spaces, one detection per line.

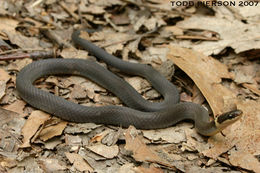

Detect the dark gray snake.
xmin=16 ymin=30 xmax=242 ymax=136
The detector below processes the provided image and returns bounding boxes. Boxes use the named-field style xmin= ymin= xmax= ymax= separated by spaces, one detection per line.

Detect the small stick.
xmin=0 ymin=50 xmax=55 ymax=61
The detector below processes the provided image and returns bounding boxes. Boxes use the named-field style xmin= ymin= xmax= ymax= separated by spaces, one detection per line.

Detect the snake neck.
xmin=177 ymin=102 xmax=218 ymax=136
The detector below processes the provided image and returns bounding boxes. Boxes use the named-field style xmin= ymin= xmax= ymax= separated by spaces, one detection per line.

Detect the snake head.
xmin=215 ymin=109 xmax=243 ymax=132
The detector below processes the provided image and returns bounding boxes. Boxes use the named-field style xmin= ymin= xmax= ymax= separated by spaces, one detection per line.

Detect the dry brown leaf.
xmin=142 ymin=47 xmax=169 ymax=63
xmin=124 ymin=76 xmax=151 ymax=94
xmin=38 ymin=158 xmax=66 ymax=172
xmin=3 ymin=100 xmax=26 ymax=116
xmin=166 ymin=45 xmax=235 ymax=115
xmin=65 ymin=152 xmax=94 ymax=172
xmin=0 ymin=17 xmax=41 ymax=49
xmin=142 ymin=126 xmax=186 ymax=144
xmin=65 ymin=134 xmax=82 ymax=146
xmin=38 ymin=121 xmax=68 ymax=141
xmin=0 ymin=17 xmax=19 ymax=34
xmin=20 ymin=110 xmax=51 ymax=148
xmin=0 ymin=107 xmax=20 ymax=126
xmin=90 ymin=129 xmax=114 ymax=143
xmin=70 ymin=84 xmax=87 ymax=99
xmin=229 ymin=150 xmax=260 ymax=172
xmin=60 ymin=47 xmax=89 ymax=59
xmin=176 ymin=16 xmax=260 ymax=55
xmin=87 ymin=144 xmax=119 ymax=159
xmin=7 ymin=59 xmax=33 ymax=71
xmin=124 ymin=126 xmax=176 ymax=170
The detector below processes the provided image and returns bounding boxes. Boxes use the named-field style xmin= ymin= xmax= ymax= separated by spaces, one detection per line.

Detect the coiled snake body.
xmin=16 ymin=30 xmax=242 ymax=136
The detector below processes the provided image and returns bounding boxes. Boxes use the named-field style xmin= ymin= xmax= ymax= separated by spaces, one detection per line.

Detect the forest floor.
xmin=0 ymin=0 xmax=259 ymax=172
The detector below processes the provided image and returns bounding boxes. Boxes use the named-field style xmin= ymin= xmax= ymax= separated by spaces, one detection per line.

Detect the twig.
xmin=0 ymin=48 xmax=47 ymax=55
xmin=0 ymin=50 xmax=55 ymax=61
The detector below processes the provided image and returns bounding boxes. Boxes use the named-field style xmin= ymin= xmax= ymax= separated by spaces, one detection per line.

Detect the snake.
xmin=16 ymin=30 xmax=242 ymax=136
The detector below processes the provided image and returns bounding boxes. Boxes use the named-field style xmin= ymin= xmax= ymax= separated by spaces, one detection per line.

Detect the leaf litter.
xmin=0 ymin=0 xmax=259 ymax=172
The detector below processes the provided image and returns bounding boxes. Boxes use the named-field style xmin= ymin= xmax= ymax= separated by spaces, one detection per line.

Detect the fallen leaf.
xmin=20 ymin=110 xmax=51 ymax=148
xmin=60 ymin=47 xmax=89 ymax=59
xmin=4 ymin=100 xmax=26 ymax=116
xmin=87 ymin=144 xmax=119 ymax=159
xmin=65 ymin=134 xmax=82 ymax=146
xmin=176 ymin=16 xmax=260 ymax=55
xmin=38 ymin=121 xmax=68 ymax=141
xmin=38 ymin=158 xmax=66 ymax=172
xmin=7 ymin=59 xmax=33 ymax=71
xmin=65 ymin=152 xmax=94 ymax=172
xmin=125 ymin=126 xmax=176 ymax=170
xmin=142 ymin=126 xmax=186 ymax=144
xmin=70 ymin=84 xmax=87 ymax=99
xmin=166 ymin=45 xmax=235 ymax=115
xmin=229 ymin=150 xmax=260 ymax=173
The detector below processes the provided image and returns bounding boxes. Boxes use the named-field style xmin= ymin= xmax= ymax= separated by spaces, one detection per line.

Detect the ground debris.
xmin=0 ymin=0 xmax=259 ymax=172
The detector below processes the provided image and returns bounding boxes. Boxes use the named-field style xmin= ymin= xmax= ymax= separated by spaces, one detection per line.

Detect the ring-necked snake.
xmin=16 ymin=30 xmax=242 ymax=136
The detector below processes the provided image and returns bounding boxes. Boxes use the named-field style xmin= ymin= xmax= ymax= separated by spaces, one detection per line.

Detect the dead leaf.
xmin=4 ymin=100 xmax=26 ymax=116
xmin=65 ymin=134 xmax=82 ymax=146
xmin=38 ymin=121 xmax=67 ymax=141
xmin=167 ymin=45 xmax=234 ymax=115
xmin=20 ymin=110 xmax=51 ymax=148
xmin=87 ymin=144 xmax=119 ymax=159
xmin=60 ymin=47 xmax=89 ymax=59
xmin=125 ymin=126 xmax=176 ymax=170
xmin=142 ymin=47 xmax=169 ymax=63
xmin=142 ymin=126 xmax=186 ymax=144
xmin=176 ymin=16 xmax=260 ymax=55
xmin=124 ymin=76 xmax=151 ymax=93
xmin=229 ymin=150 xmax=260 ymax=173
xmin=7 ymin=59 xmax=33 ymax=71
xmin=70 ymin=84 xmax=87 ymax=99
xmin=65 ymin=152 xmax=94 ymax=172
xmin=38 ymin=158 xmax=66 ymax=172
